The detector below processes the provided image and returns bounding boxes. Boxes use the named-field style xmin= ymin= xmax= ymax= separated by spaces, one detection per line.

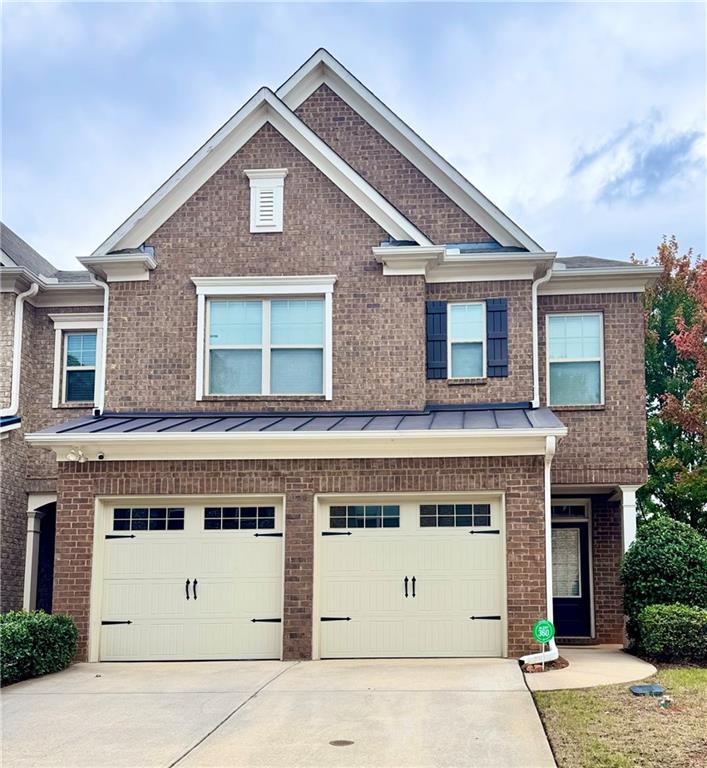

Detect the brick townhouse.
xmin=0 ymin=50 xmax=660 ymax=663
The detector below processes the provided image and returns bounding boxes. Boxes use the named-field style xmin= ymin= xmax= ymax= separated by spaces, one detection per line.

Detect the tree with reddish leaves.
xmin=636 ymin=237 xmax=706 ymax=534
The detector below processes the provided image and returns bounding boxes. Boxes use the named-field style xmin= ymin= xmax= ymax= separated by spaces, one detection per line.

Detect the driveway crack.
xmin=166 ymin=662 xmax=299 ymax=768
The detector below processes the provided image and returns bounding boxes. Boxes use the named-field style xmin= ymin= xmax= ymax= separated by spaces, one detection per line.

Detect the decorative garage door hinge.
xmin=320 ymin=616 xmax=352 ymax=621
xmin=105 ymin=534 xmax=136 ymax=539
xmin=101 ymin=620 xmax=133 ymax=625
xmin=251 ymin=618 xmax=282 ymax=623
xmin=468 ymin=530 xmax=500 ymax=535
xmin=322 ymin=531 xmax=352 ymax=536
xmin=469 ymin=615 xmax=501 ymax=621
xmin=254 ymin=532 xmax=283 ymax=537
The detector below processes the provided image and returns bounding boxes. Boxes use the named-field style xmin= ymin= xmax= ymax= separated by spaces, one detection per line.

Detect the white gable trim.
xmin=277 ymin=50 xmax=543 ymax=252
xmin=91 ymin=89 xmax=431 ymax=258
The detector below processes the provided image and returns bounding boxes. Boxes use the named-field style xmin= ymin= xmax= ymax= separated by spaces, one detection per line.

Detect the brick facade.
xmin=295 ymin=85 xmax=493 ymax=245
xmin=591 ymin=496 xmax=625 ymax=644
xmin=56 ymin=455 xmax=546 ymax=660
xmin=538 ymin=293 xmax=648 ymax=486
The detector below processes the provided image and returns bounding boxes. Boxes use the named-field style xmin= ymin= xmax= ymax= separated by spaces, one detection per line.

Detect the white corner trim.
xmin=90 ymin=89 xmax=430 ymax=257
xmin=27 ymin=426 xmax=568 ymax=463
xmin=277 ymin=49 xmax=542 ymax=251
xmin=191 ymin=274 xmax=337 ymax=296
xmin=79 ymin=253 xmax=156 ymax=283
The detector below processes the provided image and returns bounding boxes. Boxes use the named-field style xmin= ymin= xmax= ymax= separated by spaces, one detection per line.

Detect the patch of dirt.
xmin=522 ymin=656 xmax=570 ymax=674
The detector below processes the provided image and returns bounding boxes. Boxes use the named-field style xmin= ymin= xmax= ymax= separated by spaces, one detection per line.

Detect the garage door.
xmin=318 ymin=498 xmax=504 ymax=658
xmin=99 ymin=499 xmax=283 ymax=661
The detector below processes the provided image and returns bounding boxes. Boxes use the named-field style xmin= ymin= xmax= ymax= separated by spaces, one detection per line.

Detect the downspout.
xmin=520 ymin=435 xmax=559 ymax=664
xmin=88 ymin=273 xmax=109 ymax=415
xmin=1 ymin=282 xmax=39 ymax=417
xmin=531 ymin=265 xmax=554 ymax=408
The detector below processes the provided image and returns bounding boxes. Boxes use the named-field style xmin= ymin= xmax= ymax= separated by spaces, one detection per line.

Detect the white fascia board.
xmin=79 ymin=253 xmax=157 ymax=283
xmin=539 ymin=266 xmax=662 ymax=295
xmin=0 ymin=267 xmax=103 ymax=306
xmin=91 ymin=89 xmax=430 ymax=258
xmin=277 ymin=50 xmax=543 ymax=252
xmin=192 ymin=274 xmax=337 ymax=295
xmin=373 ymin=246 xmax=556 ymax=282
xmin=27 ymin=426 xmax=567 ymax=462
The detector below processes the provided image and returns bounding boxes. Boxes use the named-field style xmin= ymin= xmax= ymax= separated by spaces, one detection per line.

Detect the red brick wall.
xmin=55 ymin=455 xmax=546 ymax=660
xmin=591 ymin=496 xmax=625 ymax=643
xmin=539 ymin=293 xmax=648 ymax=486
xmin=295 ymin=84 xmax=494 ymax=245
xmin=426 ymin=280 xmax=534 ymax=404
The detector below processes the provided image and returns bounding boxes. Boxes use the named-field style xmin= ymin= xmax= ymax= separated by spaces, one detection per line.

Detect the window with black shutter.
xmin=486 ymin=298 xmax=509 ymax=378
xmin=425 ymin=300 xmax=448 ymax=379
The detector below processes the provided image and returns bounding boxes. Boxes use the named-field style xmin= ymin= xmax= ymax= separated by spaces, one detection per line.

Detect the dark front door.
xmin=552 ymin=522 xmax=591 ymax=637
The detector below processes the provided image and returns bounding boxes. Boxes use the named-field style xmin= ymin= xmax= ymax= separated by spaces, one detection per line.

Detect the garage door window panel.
xmin=419 ymin=503 xmax=491 ymax=528
xmin=113 ymin=507 xmax=184 ymax=532
xmin=204 ymin=506 xmax=276 ymax=530
xmin=329 ymin=505 xmax=400 ymax=529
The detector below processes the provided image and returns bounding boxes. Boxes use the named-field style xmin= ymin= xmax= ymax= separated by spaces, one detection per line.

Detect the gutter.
xmin=88 ymin=273 xmax=109 ymax=414
xmin=0 ymin=282 xmax=39 ymax=418
xmin=520 ymin=435 xmax=559 ymax=665
xmin=531 ymin=263 xmax=554 ymax=408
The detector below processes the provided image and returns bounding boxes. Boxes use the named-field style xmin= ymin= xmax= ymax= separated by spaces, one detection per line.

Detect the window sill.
xmin=201 ymin=395 xmax=327 ymax=402
xmin=550 ymin=404 xmax=605 ymax=412
xmin=446 ymin=378 xmax=487 ymax=386
xmin=54 ymin=402 xmax=95 ymax=410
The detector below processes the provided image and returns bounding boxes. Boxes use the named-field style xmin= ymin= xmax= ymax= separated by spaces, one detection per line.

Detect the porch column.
xmin=619 ymin=485 xmax=640 ymax=552
xmin=22 ymin=493 xmax=56 ymax=611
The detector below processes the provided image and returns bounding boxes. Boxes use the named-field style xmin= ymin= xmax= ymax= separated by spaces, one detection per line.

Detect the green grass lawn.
xmin=533 ymin=666 xmax=707 ymax=768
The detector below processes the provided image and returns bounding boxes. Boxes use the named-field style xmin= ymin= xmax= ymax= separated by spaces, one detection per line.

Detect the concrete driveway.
xmin=1 ymin=659 xmax=554 ymax=768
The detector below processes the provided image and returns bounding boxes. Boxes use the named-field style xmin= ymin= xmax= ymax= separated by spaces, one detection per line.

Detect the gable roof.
xmin=277 ymin=49 xmax=543 ymax=253
xmin=92 ymin=88 xmax=431 ymax=257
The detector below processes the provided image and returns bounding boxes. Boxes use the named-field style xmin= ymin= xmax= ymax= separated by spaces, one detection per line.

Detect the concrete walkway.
xmin=1 ymin=658 xmax=555 ymax=768
xmin=525 ymin=644 xmax=657 ymax=691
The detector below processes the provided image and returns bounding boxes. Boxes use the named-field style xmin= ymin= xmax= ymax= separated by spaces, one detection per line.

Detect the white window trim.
xmin=546 ymin=312 xmax=605 ymax=406
xmin=447 ymin=301 xmax=486 ymax=380
xmin=49 ymin=314 xmax=104 ymax=408
xmin=245 ymin=168 xmax=287 ymax=233
xmin=192 ymin=276 xmax=335 ymax=401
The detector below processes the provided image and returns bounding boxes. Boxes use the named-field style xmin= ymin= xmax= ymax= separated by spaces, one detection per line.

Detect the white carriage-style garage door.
xmin=98 ymin=498 xmax=283 ymax=661
xmin=317 ymin=497 xmax=505 ymax=658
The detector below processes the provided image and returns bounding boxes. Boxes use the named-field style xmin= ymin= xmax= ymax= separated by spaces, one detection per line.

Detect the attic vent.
xmin=245 ymin=169 xmax=288 ymax=233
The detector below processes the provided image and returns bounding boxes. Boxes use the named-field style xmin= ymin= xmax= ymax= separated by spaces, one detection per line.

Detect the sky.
xmin=2 ymin=1 xmax=706 ymax=270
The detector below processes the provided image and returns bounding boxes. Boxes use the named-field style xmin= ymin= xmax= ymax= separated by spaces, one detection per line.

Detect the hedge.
xmin=0 ymin=611 xmax=78 ymax=685
xmin=638 ymin=604 xmax=707 ymax=662
xmin=620 ymin=517 xmax=707 ymax=644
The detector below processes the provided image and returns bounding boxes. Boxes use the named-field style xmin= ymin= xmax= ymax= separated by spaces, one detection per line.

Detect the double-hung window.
xmin=193 ymin=276 xmax=335 ymax=399
xmin=50 ymin=313 xmax=104 ymax=407
xmin=448 ymin=302 xmax=486 ymax=378
xmin=207 ymin=298 xmax=324 ymax=395
xmin=547 ymin=313 xmax=603 ymax=405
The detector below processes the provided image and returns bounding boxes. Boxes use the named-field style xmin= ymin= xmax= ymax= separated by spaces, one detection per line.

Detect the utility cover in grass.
xmin=630 ymin=683 xmax=665 ymax=696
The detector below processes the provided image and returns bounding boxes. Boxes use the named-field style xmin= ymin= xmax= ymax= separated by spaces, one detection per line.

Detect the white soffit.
xmin=91 ymin=89 xmax=431 ymax=257
xmin=277 ymin=49 xmax=544 ymax=252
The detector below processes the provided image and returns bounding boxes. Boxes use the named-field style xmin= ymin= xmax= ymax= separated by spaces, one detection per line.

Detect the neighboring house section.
xmin=2 ymin=50 xmax=660 ymax=664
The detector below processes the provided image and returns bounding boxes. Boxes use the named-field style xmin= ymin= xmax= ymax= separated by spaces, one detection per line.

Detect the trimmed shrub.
xmin=620 ymin=517 xmax=707 ymax=644
xmin=0 ymin=611 xmax=78 ymax=685
xmin=638 ymin=604 xmax=707 ymax=662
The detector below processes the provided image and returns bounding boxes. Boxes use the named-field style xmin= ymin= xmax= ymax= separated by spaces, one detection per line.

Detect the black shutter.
xmin=426 ymin=301 xmax=447 ymax=379
xmin=487 ymin=298 xmax=508 ymax=377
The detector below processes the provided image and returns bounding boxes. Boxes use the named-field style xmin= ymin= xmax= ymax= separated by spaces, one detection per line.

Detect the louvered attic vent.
xmin=245 ymin=169 xmax=288 ymax=233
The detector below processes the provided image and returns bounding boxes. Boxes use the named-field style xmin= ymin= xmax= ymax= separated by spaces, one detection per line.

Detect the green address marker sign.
xmin=532 ymin=619 xmax=555 ymax=644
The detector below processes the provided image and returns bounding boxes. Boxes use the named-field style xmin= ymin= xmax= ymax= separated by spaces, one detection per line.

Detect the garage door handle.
xmin=404 ymin=576 xmax=409 ymax=598
xmin=192 ymin=579 xmax=198 ymax=600
xmin=412 ymin=576 xmax=416 ymax=598
xmin=185 ymin=579 xmax=190 ymax=600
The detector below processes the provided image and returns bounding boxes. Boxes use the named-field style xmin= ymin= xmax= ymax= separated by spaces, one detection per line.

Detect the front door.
xmin=552 ymin=522 xmax=591 ymax=637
